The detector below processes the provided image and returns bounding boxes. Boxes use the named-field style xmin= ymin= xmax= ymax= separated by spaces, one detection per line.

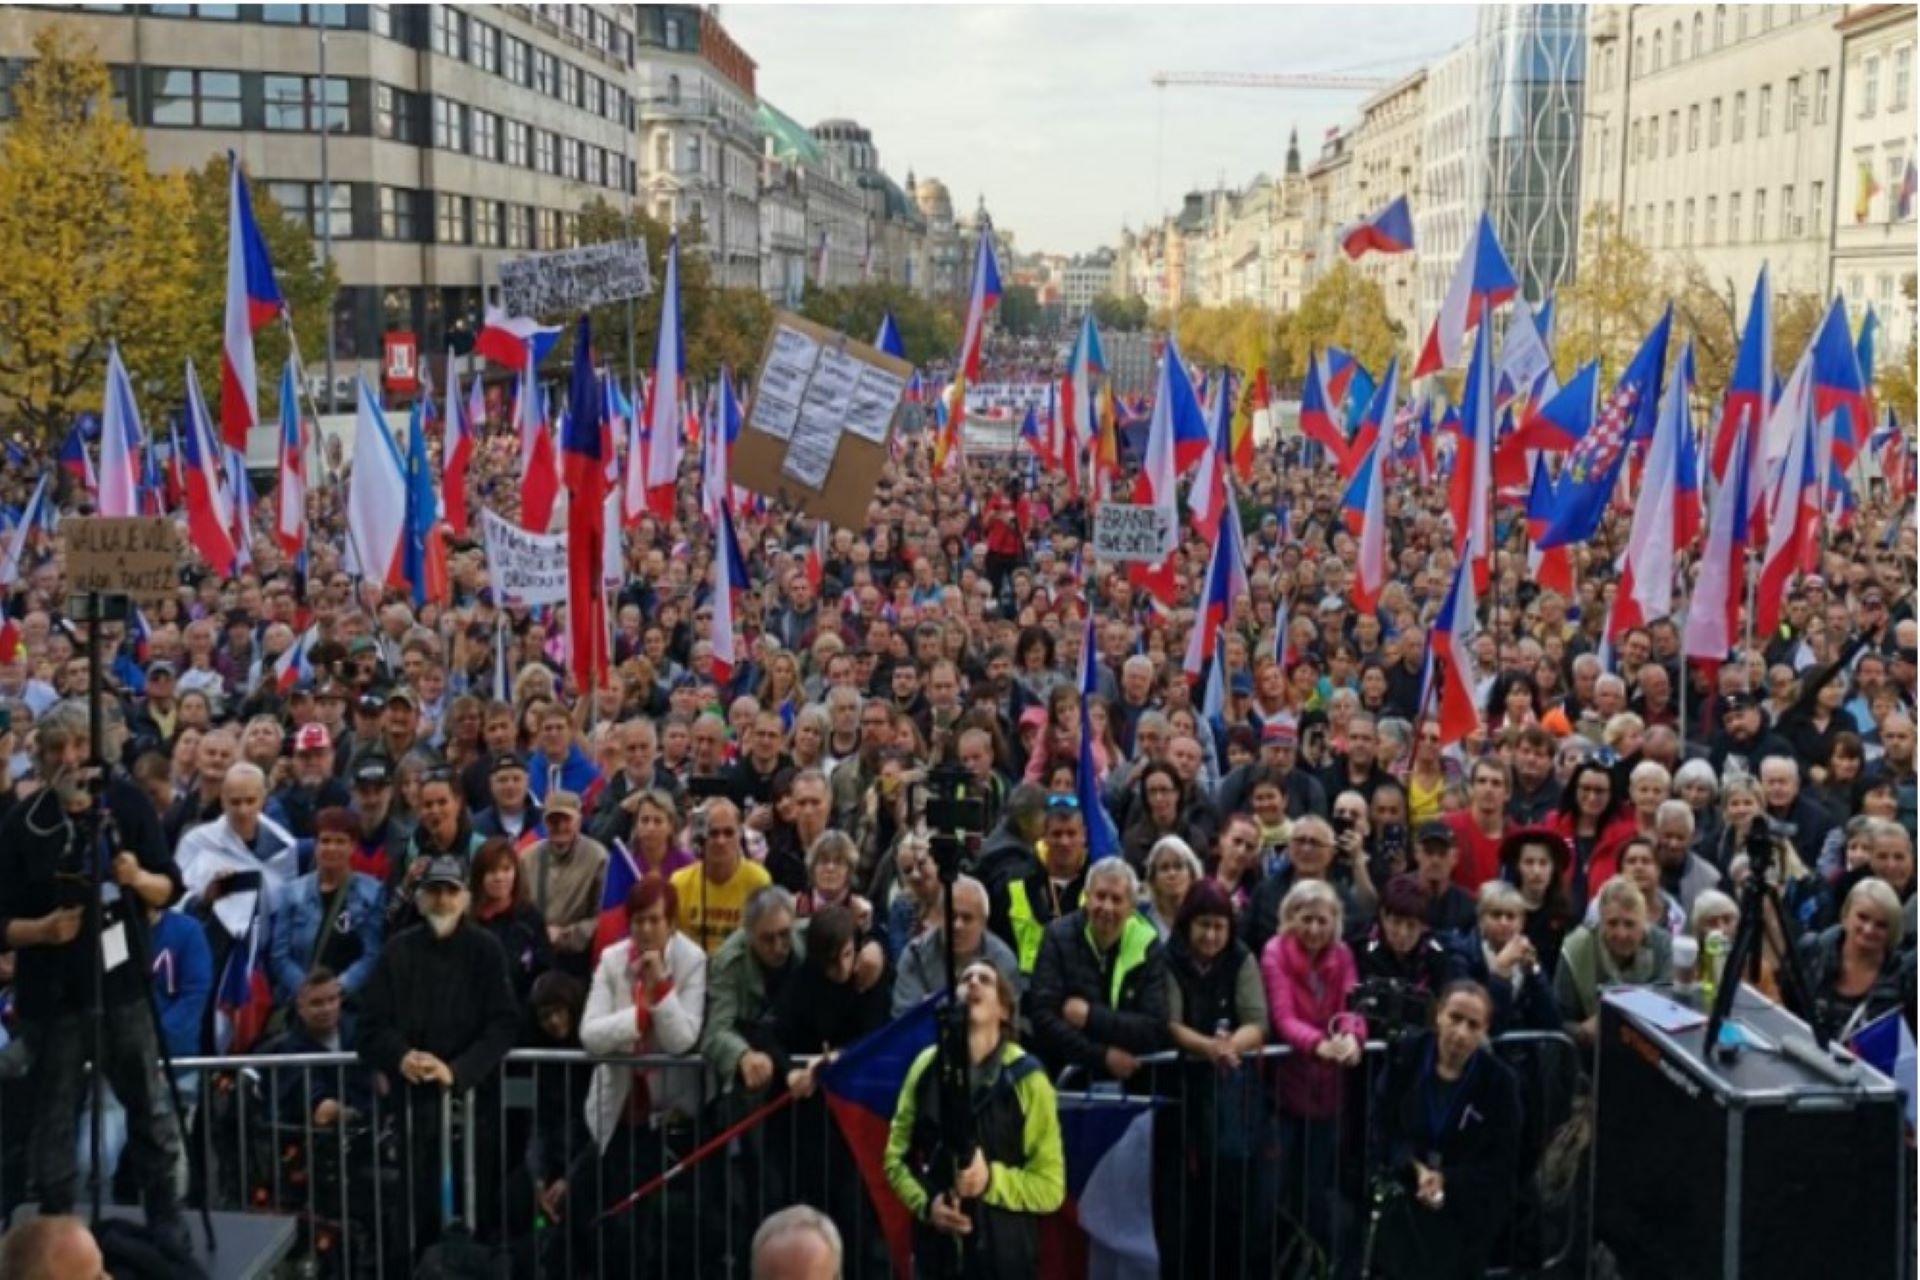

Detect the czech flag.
xmin=1076 ymin=611 xmax=1123 ymax=862
xmin=474 ymin=306 xmax=562 ymax=371
xmin=1132 ymin=337 xmax=1207 ymax=604
xmin=1682 ymin=415 xmax=1757 ymax=671
xmin=58 ymin=421 xmax=96 ymax=497
xmin=220 ymin=154 xmax=287 ymax=452
xmin=182 ymin=360 xmax=238 ymax=576
xmin=1415 ymin=212 xmax=1517 ymax=378
xmin=275 ymin=359 xmax=306 ymax=560
xmin=441 ymin=348 xmax=473 ymax=537
xmin=518 ymin=354 xmax=562 ymax=533
xmin=957 ymin=232 xmax=1003 ymax=384
xmin=0 ymin=475 xmax=49 ymax=592
xmin=709 ymin=496 xmax=750 ymax=686
xmin=1452 ymin=324 xmax=1496 ymax=591
xmin=1340 ymin=194 xmax=1415 ymax=258
xmin=273 ymin=625 xmax=315 ymax=694
xmin=1612 ymin=343 xmax=1700 ymax=637
xmin=1809 ymin=297 xmax=1869 ymax=472
xmin=346 ymin=377 xmax=408 ymax=588
xmin=98 ymin=345 xmax=143 ymax=518
xmin=645 ymin=236 xmax=685 ymax=523
xmin=1428 ymin=558 xmax=1481 ymax=747
xmin=1526 ymin=456 xmax=1573 ymax=596
xmin=1040 ymin=1095 xmax=1160 ymax=1276
xmin=1323 ymin=347 xmax=1359 ymax=406
xmin=1298 ymin=350 xmax=1351 ymax=469
xmin=873 ymin=311 xmax=905 ymax=360
xmin=1755 ymin=349 xmax=1820 ymax=638
xmin=562 ymin=315 xmax=610 ymax=693
xmin=1189 ymin=369 xmax=1236 ymax=541
xmin=1183 ymin=476 xmax=1250 ymax=683
xmin=1848 ymin=1009 xmax=1917 ymax=1128
xmin=213 ymin=898 xmax=273 ymax=1054
xmin=1717 ymin=267 xmax=1774 ymax=481
xmin=820 ymin=998 xmax=941 ymax=1278
xmin=592 ymin=840 xmax=645 ymax=964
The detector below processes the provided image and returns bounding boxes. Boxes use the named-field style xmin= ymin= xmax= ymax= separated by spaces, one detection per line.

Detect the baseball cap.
xmin=1417 ymin=820 xmax=1457 ymax=847
xmin=545 ymin=789 xmax=582 ymax=817
xmin=146 ymin=660 xmax=176 ymax=678
xmin=315 ymin=680 xmax=348 ymax=702
xmin=1719 ymin=691 xmax=1759 ymax=716
xmin=294 ymin=723 xmax=333 ymax=754
xmin=419 ymin=857 xmax=467 ymax=890
xmin=347 ymin=636 xmax=378 ymax=656
xmin=351 ymin=753 xmax=395 ymax=788
xmin=489 ymin=751 xmax=528 ymax=777
xmin=1260 ymin=716 xmax=1298 ymax=746
xmin=1230 ymin=671 xmax=1254 ymax=696
xmin=385 ymin=686 xmax=419 ymax=709
xmin=356 ymin=692 xmax=387 ymax=716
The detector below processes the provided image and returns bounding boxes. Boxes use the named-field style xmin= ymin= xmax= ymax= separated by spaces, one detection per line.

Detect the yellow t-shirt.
xmin=1408 ymin=774 xmax=1448 ymax=827
xmin=672 ymin=859 xmax=773 ymax=954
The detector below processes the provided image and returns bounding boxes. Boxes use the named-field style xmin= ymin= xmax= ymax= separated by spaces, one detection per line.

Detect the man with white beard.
xmin=357 ymin=857 xmax=520 ymax=1263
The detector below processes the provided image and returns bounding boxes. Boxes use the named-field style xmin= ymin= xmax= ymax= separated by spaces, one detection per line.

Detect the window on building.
xmin=1688 ymin=105 xmax=1700 ymax=151
xmin=1631 ymin=118 xmax=1642 ymax=161
xmin=262 ymin=5 xmax=300 ymax=21
xmin=1814 ymin=68 xmax=1831 ymax=124
xmin=504 ymin=36 xmax=528 ymax=86
xmin=1733 ymin=90 xmax=1746 ymax=141
xmin=470 ymin=21 xmax=499 ymax=73
xmin=1753 ymin=188 xmax=1767 ymax=240
xmin=534 ymin=50 xmax=554 ymax=97
xmin=1737 ymin=6 xmax=1749 ymax=39
xmin=429 ymin=6 xmax=464 ymax=58
xmin=375 ymin=84 xmax=417 ymax=142
xmin=1728 ymin=192 xmax=1742 ymax=243
xmin=1672 ymin=21 xmax=1685 ymax=62
xmin=536 ymin=207 xmax=559 ymax=249
xmin=507 ymin=204 xmax=532 ymax=249
xmin=666 ymin=74 xmax=681 ymax=105
xmin=664 ymin=16 xmax=682 ymax=48
xmin=1692 ymin=13 xmax=1704 ymax=56
xmin=264 ymin=75 xmax=347 ymax=132
xmin=370 ymin=4 xmax=390 ymax=37
xmin=1634 ymin=36 xmax=1645 ymax=76
xmin=652 ymin=132 xmax=669 ymax=172
xmin=1715 ymin=5 xmax=1727 ymax=47
xmin=584 ymin=144 xmax=604 ymax=186
xmin=436 ymin=193 xmax=469 ymax=245
xmin=534 ymin=129 xmax=556 ymax=174
xmin=560 ymin=63 xmax=579 ymax=107
xmin=1663 ymin=201 xmax=1675 ymax=246
xmin=1891 ymin=152 xmax=1908 ymax=219
xmin=379 ymin=186 xmax=418 ymax=241
xmin=432 ymin=97 xmax=466 ymax=152
xmin=149 ymin=68 xmax=242 ymax=128
xmin=475 ymin=199 xmax=502 ymax=247
xmin=1758 ymin=84 xmax=1772 ymax=137
xmin=560 ymin=137 xmax=579 ymax=180
xmin=1863 ymin=56 xmax=1880 ymax=116
xmin=1667 ymin=110 xmax=1679 ymax=156
xmin=1683 ymin=198 xmax=1695 ymax=245
xmin=268 ymin=180 xmax=350 ymax=238
xmin=1895 ymin=46 xmax=1912 ymax=112
xmin=1710 ymin=98 xmax=1723 ymax=145
xmin=1705 ymin=195 xmax=1717 ymax=244
xmin=472 ymin=109 xmax=498 ymax=161
xmin=1810 ymin=180 xmax=1824 ymax=234
xmin=1782 ymin=184 xmax=1797 ymax=236
xmin=687 ymin=135 xmax=703 ymax=175
xmin=1653 ymin=30 xmax=1664 ymax=72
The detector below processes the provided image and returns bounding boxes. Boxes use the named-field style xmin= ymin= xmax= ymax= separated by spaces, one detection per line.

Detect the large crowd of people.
xmin=0 ymin=336 xmax=1912 ymax=1278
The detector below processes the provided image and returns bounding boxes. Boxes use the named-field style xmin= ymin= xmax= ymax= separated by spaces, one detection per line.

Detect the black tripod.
xmin=923 ymin=766 xmax=986 ymax=1279
xmin=74 ymin=589 xmax=215 ymax=1252
xmin=1702 ymin=823 xmax=1825 ymax=1057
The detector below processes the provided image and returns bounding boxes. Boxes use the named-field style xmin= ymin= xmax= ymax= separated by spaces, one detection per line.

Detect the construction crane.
xmin=1149 ymin=71 xmax=1395 ymax=93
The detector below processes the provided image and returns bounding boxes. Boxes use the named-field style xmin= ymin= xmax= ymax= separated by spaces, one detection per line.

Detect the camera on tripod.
xmin=1349 ymin=977 xmax=1434 ymax=1039
xmin=922 ymin=765 xmax=986 ymax=882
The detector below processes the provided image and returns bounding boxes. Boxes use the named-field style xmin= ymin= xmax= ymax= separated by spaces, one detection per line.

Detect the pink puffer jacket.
xmin=1260 ymin=931 xmax=1361 ymax=1119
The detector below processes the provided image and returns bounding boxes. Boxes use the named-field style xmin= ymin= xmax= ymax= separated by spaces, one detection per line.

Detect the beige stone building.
xmin=1348 ymin=69 xmax=1428 ymax=339
xmin=1830 ymin=3 xmax=1917 ymax=358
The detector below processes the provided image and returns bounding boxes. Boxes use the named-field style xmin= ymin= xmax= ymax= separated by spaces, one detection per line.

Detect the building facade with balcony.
xmin=810 ymin=118 xmax=930 ymax=292
xmin=1581 ymin=3 xmax=1847 ymax=303
xmin=757 ymin=100 xmax=868 ymax=290
xmin=0 ymin=3 xmax=644 ymax=402
xmin=633 ymin=5 xmax=760 ymax=290
xmin=1831 ymin=3 xmax=1917 ymax=358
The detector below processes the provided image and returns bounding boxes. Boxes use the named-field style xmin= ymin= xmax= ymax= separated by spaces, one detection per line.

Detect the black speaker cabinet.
xmin=1593 ymin=986 xmax=1908 ymax=1280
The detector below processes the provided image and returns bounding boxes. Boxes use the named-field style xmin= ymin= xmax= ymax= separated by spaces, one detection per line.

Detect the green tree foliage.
xmin=996 ymin=283 xmax=1042 ymax=338
xmin=182 ymin=154 xmax=339 ymax=421
xmin=0 ymin=26 xmax=196 ymax=445
xmin=1277 ymin=262 xmax=1401 ymax=386
xmin=574 ymin=198 xmax=772 ymax=381
xmin=1670 ymin=260 xmax=1822 ymax=408
xmin=1091 ymin=293 xmax=1149 ymax=333
xmin=799 ymin=282 xmax=960 ymax=366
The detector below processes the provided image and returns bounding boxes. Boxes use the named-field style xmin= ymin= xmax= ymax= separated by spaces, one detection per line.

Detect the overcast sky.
xmin=724 ymin=5 xmax=1476 ymax=257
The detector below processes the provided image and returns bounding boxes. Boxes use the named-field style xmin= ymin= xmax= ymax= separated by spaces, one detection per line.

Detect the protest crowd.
xmin=0 ymin=231 xmax=1913 ymax=1277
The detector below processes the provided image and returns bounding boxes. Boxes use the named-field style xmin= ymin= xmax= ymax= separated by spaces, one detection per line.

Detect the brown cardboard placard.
xmin=733 ymin=310 xmax=913 ymax=531
xmin=63 ymin=517 xmax=180 ymax=605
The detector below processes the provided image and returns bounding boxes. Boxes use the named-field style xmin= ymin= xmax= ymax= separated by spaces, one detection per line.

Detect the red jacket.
xmin=1544 ymin=810 xmax=1638 ymax=901
xmin=1445 ymin=809 xmax=1509 ymax=891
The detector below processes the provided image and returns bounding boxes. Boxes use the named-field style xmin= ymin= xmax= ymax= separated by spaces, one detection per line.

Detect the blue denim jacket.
xmin=269 ymin=872 xmax=385 ymax=1002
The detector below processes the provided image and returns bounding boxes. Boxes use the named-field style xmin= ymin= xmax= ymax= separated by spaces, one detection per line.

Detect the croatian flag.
xmin=182 ymin=361 xmax=238 ymax=576
xmin=1500 ymin=361 xmax=1598 ymax=478
xmin=1428 ymin=558 xmax=1481 ymax=747
xmin=98 ymin=346 xmax=143 ymax=518
xmin=1539 ymin=308 xmax=1672 ymax=550
xmin=1415 ymin=212 xmax=1517 ymax=377
xmin=1340 ymin=194 xmax=1415 ymax=258
xmin=220 ymin=155 xmax=287 ymax=452
xmin=474 ymin=306 xmax=562 ymax=370
xmin=275 ymin=359 xmax=306 ymax=560
xmin=645 ymin=235 xmax=685 ymax=523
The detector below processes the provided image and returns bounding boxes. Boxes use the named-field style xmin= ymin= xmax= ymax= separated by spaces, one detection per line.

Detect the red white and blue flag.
xmin=1526 ymin=455 xmax=1573 ymax=596
xmin=1427 ymin=557 xmax=1481 ymax=747
xmin=873 ymin=311 xmax=905 ymax=360
xmin=1183 ymin=476 xmax=1250 ymax=682
xmin=1189 ymin=369 xmax=1237 ymax=541
xmin=563 ymin=316 xmax=609 ymax=692
xmin=441 ymin=348 xmax=474 ymax=537
xmin=474 ymin=306 xmax=562 ymax=370
xmin=0 ymin=475 xmax=49 ymax=592
xmin=645 ymin=235 xmax=685 ymax=523
xmin=1683 ymin=414 xmax=1757 ymax=669
xmin=1716 ymin=267 xmax=1773 ymax=482
xmin=345 ymin=376 xmax=407 ymax=587
xmin=1415 ymin=212 xmax=1517 ymax=377
xmin=214 ymin=897 xmax=273 ymax=1054
xmin=518 ymin=353 xmax=562 ymax=533
xmin=275 ymin=359 xmax=306 ymax=560
xmin=1340 ymin=194 xmax=1415 ymax=258
xmin=591 ymin=839 xmax=645 ymax=963
xmin=1132 ymin=337 xmax=1207 ymax=605
xmin=1755 ymin=348 xmax=1820 ymax=637
xmin=1041 ymin=1094 xmax=1160 ymax=1276
xmin=957 ymin=231 xmax=1003 ymax=385
xmin=1343 ymin=360 xmax=1398 ymax=611
xmin=1298 ymin=350 xmax=1353 ymax=470
xmin=1076 ymin=611 xmax=1122 ymax=861
xmin=709 ymin=496 xmax=750 ymax=686
xmin=182 ymin=360 xmax=238 ymax=576
xmin=220 ymin=155 xmax=287 ymax=452
xmin=58 ymin=421 xmax=96 ymax=497
xmin=1538 ymin=308 xmax=1672 ymax=549
xmin=1453 ymin=322 xmax=1497 ymax=590
xmin=98 ymin=345 xmax=143 ymax=518
xmin=1612 ymin=343 xmax=1701 ymax=637
xmin=1809 ymin=296 xmax=1869 ymax=472
xmin=273 ymin=625 xmax=316 ymax=693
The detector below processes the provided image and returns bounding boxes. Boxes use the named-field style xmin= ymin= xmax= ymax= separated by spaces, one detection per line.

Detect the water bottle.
xmin=1701 ymin=932 xmax=1729 ymax=1005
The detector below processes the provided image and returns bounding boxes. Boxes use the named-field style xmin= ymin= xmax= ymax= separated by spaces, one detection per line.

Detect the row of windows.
xmin=1858 ymin=46 xmax=1916 ymax=118
xmin=386 ymin=87 xmax=633 ymax=194
xmin=1620 ymin=5 xmax=1836 ymax=86
xmin=1626 ymin=181 xmax=1831 ymax=249
xmin=1627 ymin=70 xmax=1836 ymax=164
xmin=144 ymin=68 xmax=350 ymax=132
xmin=254 ymin=177 xmax=588 ymax=252
xmin=421 ymin=7 xmax=632 ymax=131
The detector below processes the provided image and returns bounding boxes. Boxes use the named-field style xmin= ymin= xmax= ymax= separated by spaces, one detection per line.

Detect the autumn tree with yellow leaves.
xmin=1276 ymin=263 xmax=1402 ymax=390
xmin=0 ymin=26 xmax=196 ymax=445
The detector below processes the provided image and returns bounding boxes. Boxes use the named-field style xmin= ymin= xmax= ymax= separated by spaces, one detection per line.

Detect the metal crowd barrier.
xmin=0 ymin=1034 xmax=1585 ymax=1278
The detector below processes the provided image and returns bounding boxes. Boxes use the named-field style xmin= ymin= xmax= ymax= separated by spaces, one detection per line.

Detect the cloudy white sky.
xmin=724 ymin=4 xmax=1476 ymax=256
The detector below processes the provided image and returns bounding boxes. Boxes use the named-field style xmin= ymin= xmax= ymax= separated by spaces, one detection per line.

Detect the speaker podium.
xmin=1593 ymin=985 xmax=1908 ymax=1280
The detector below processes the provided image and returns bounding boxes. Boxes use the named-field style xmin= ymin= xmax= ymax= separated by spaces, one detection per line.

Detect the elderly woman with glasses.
xmin=1139 ymin=835 xmax=1204 ymax=942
